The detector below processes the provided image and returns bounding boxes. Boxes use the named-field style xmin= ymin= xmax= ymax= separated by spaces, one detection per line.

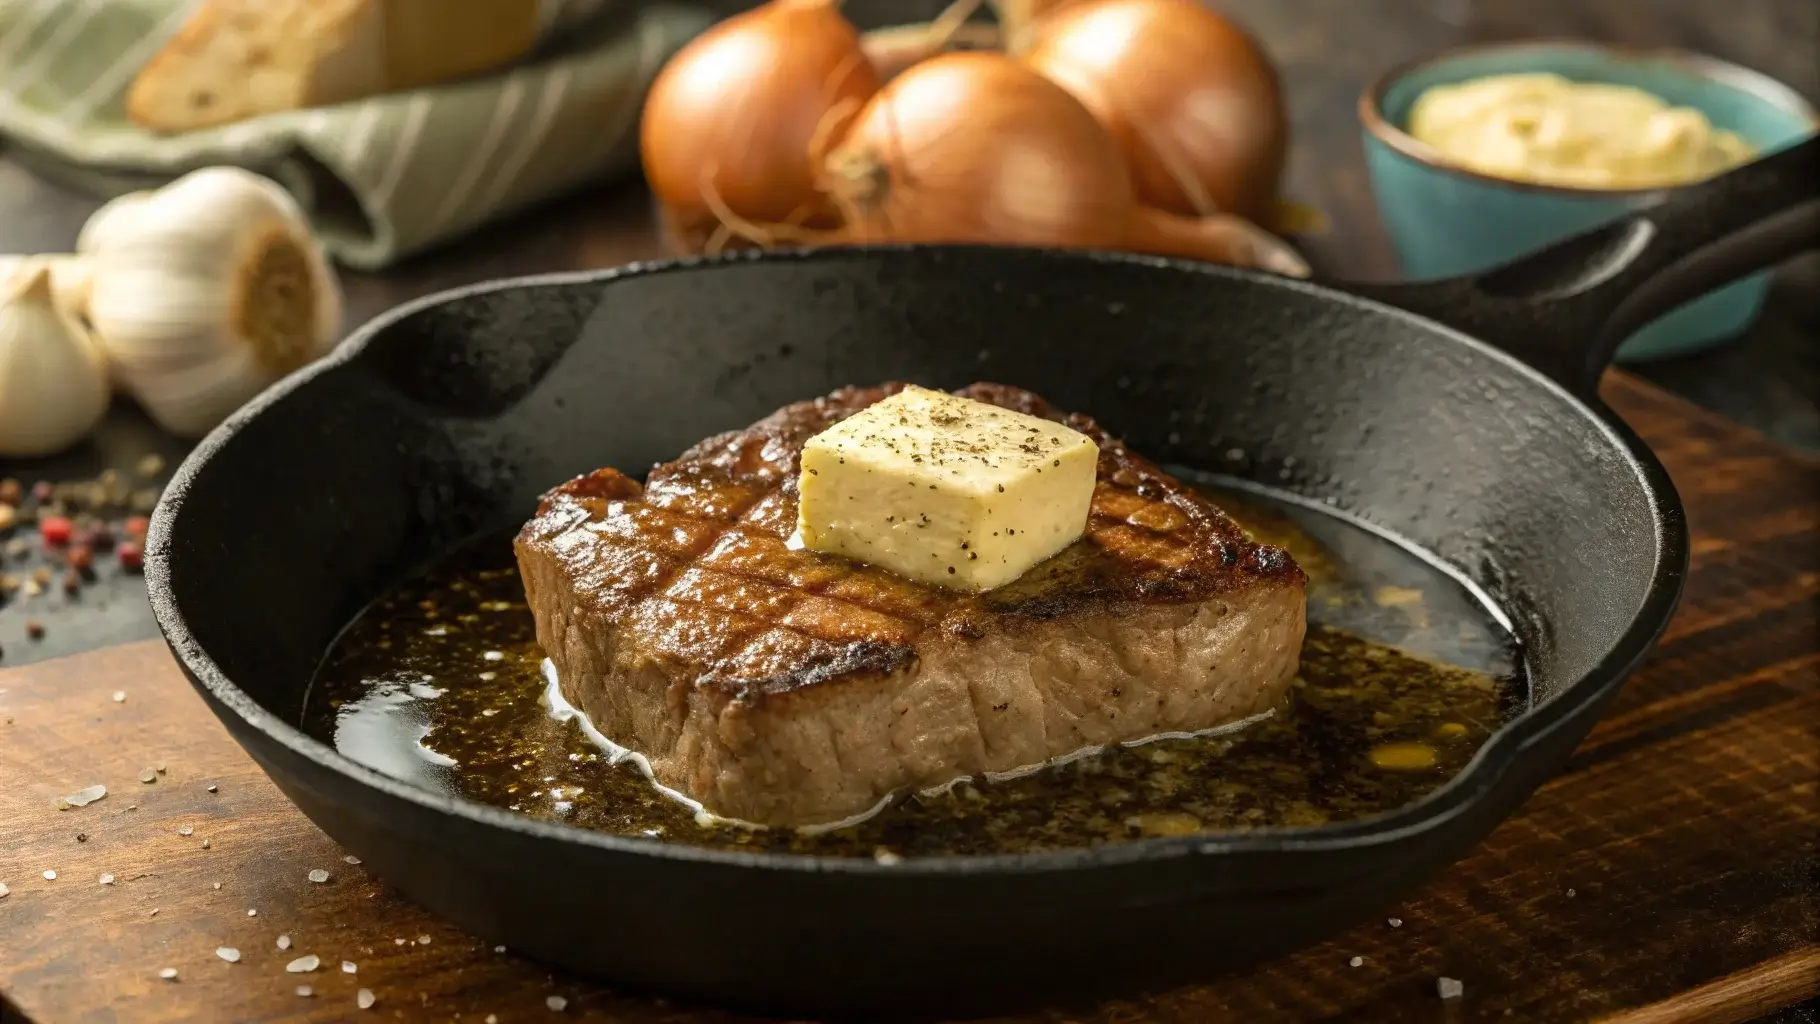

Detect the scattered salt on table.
xmin=112 ymin=691 xmax=125 ymax=703
xmin=216 ymin=947 xmax=240 ymax=963
xmin=99 ymin=873 xmax=115 ymax=885
xmin=417 ymin=935 xmax=432 ymax=945
xmin=1438 ymin=977 xmax=1464 ymax=1000
xmin=1349 ymin=956 xmax=1363 ymax=967
xmin=296 ymin=986 xmax=314 ymax=998
xmin=357 ymin=988 xmax=376 ymax=1010
xmin=277 ymin=935 xmax=291 ymax=950
xmin=307 ymin=869 xmax=330 ymax=883
xmin=342 ymin=961 xmax=357 ymax=974
xmin=159 ymin=967 xmax=178 ymax=980
xmin=546 ymin=995 xmax=568 ymax=1012
xmin=178 ymin=827 xmax=192 ymax=836
xmin=1388 ymin=917 xmax=1403 ymax=928
xmin=246 ymin=908 xmax=257 ymax=917
xmin=344 ymin=855 xmax=361 ymax=865
xmin=286 ymin=954 xmax=320 ymax=973
xmin=42 ymin=870 xmax=55 ymax=880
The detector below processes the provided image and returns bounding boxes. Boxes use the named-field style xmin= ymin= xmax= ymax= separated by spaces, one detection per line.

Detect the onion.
xmin=1126 ymin=205 xmax=1309 ymax=277
xmin=821 ymin=52 xmax=1134 ymax=249
xmin=1021 ymin=0 xmax=1289 ymax=224
xmin=819 ymin=52 xmax=1306 ymax=275
xmin=640 ymin=0 xmax=880 ymax=253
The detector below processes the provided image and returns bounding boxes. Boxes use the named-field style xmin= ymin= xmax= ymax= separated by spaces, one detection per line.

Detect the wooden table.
xmin=3 ymin=374 xmax=1816 ymax=1023
xmin=1 ymin=0 xmax=1817 ymax=1020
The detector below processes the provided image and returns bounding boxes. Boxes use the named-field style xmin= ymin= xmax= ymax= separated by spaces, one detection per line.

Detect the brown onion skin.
xmin=640 ymin=0 xmax=880 ymax=246
xmin=823 ymin=52 xmax=1134 ymax=249
xmin=1023 ymin=0 xmax=1288 ymax=223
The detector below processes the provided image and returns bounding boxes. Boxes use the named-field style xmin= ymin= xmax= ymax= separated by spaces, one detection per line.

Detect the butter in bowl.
xmin=1361 ymin=41 xmax=1817 ymax=361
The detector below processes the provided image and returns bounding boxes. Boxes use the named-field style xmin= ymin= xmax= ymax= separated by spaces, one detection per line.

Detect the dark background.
xmin=1 ymin=0 xmax=1816 ymax=669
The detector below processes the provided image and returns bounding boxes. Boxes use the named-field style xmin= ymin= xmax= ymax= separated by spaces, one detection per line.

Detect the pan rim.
xmin=146 ymin=243 xmax=1688 ymax=876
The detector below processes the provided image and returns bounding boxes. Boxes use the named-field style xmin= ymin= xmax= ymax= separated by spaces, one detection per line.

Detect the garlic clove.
xmin=77 ymin=191 xmax=155 ymax=255
xmin=87 ymin=166 xmax=344 ymax=439
xmin=1 ymin=254 xmax=97 ymax=325
xmin=0 ymin=262 xmax=112 ymax=457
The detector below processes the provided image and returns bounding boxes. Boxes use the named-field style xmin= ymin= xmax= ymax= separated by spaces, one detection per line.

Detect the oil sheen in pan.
xmin=302 ymin=477 xmax=1526 ymax=857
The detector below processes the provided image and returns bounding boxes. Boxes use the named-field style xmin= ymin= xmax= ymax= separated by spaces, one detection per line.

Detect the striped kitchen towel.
xmin=0 ymin=0 xmax=710 ymax=268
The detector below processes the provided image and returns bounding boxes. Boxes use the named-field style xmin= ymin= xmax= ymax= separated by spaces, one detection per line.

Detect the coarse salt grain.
xmin=417 ymin=935 xmax=432 ymax=945
xmin=486 ymin=1016 xmax=498 ymax=1024
xmin=43 ymin=870 xmax=55 ymax=880
xmin=246 ymin=908 xmax=257 ymax=917
xmin=1438 ymin=977 xmax=1464 ymax=1000
xmin=1566 ymin=888 xmax=1576 ymax=898
xmin=344 ymin=855 xmax=361 ymax=865
xmin=1350 ymin=956 xmax=1363 ymax=967
xmin=1388 ymin=917 xmax=1403 ymax=927
xmin=483 ymin=651 xmax=505 ymax=661
xmin=286 ymin=955 xmax=320 ymax=973
xmin=216 ymin=947 xmax=240 ymax=963
xmin=112 ymin=691 xmax=125 ymax=703
xmin=99 ymin=873 xmax=115 ymax=885
xmin=211 ymin=882 xmax=221 ymax=890
xmin=159 ymin=967 xmax=178 ymax=980
xmin=277 ymin=935 xmax=291 ymax=950
xmin=493 ymin=945 xmax=506 ymax=954
xmin=61 ymin=784 xmax=107 ymax=807
xmin=307 ymin=869 xmax=330 ymax=883
xmin=343 ymin=961 xmax=357 ymax=973
xmin=178 ymin=827 xmax=193 ymax=836
xmin=201 ymin=839 xmax=211 ymax=849
xmin=357 ymin=988 xmax=376 ymax=1010
xmin=149 ymin=908 xmax=158 ymax=916
xmin=0 ymin=883 xmax=9 ymax=898
xmin=207 ymin=785 xmax=217 ymax=793
xmin=394 ymin=938 xmax=406 ymax=946
xmin=139 ymin=770 xmax=156 ymax=784
xmin=296 ymin=986 xmax=314 ymax=997
xmin=154 ymin=763 xmax=166 ymax=773
xmin=547 ymin=995 xmax=568 ymax=1011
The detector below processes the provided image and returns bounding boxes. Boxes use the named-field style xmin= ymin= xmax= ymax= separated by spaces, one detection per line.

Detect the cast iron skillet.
xmin=148 ymin=136 xmax=1818 ymax=1018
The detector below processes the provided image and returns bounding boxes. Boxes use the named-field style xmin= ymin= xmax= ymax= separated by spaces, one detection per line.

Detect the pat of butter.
xmin=797 ymin=387 xmax=1100 ymax=592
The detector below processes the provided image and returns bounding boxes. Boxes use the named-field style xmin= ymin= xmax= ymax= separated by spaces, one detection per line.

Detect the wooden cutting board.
xmin=1 ymin=373 xmax=1816 ymax=1024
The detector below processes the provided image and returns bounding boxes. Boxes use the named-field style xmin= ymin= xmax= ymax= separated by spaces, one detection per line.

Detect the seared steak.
xmin=516 ymin=383 xmax=1306 ymax=827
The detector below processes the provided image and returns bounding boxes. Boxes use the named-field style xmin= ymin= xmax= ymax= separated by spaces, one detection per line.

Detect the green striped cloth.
xmin=0 ymin=0 xmax=710 ymax=268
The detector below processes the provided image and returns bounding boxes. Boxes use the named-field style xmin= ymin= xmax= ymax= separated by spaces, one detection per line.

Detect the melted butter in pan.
xmin=304 ymin=482 xmax=1522 ymax=857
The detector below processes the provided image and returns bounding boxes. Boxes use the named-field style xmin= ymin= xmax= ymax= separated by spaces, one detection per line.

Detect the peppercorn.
xmin=117 ymin=541 xmax=144 ymax=572
xmin=25 ymin=620 xmax=44 ymax=640
xmin=39 ymin=515 xmax=72 ymax=547
xmin=67 ymin=544 xmax=94 ymax=572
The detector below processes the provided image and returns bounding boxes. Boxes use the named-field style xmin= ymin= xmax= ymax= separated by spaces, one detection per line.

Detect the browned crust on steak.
xmin=516 ymin=383 xmax=1304 ymax=702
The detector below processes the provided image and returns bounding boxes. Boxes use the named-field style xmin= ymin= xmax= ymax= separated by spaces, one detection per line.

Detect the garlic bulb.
xmin=0 ymin=254 xmax=96 ymax=324
xmin=77 ymin=191 xmax=154 ymax=254
xmin=0 ymin=261 xmax=112 ymax=457
xmin=86 ymin=167 xmax=343 ymax=438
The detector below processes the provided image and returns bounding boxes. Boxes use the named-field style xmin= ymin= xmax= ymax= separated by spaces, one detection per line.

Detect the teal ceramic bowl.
xmin=1361 ymin=41 xmax=1818 ymax=362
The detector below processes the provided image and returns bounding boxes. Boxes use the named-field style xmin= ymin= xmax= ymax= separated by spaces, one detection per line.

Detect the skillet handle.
xmin=1341 ymin=134 xmax=1820 ymax=397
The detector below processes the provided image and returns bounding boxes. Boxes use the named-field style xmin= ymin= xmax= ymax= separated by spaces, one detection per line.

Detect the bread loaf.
xmin=127 ymin=0 xmax=543 ymax=133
